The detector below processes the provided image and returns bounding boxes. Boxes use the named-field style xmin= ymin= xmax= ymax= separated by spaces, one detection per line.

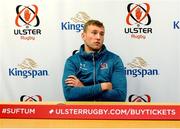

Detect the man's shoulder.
xmin=106 ymin=50 xmax=120 ymax=59
xmin=66 ymin=52 xmax=80 ymax=62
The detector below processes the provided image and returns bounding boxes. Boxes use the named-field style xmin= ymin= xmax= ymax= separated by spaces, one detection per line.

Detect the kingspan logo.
xmin=173 ymin=20 xmax=180 ymax=29
xmin=9 ymin=58 xmax=49 ymax=78
xmin=61 ymin=11 xmax=91 ymax=32
xmin=125 ymin=57 xmax=159 ymax=77
xmin=124 ymin=3 xmax=152 ymax=40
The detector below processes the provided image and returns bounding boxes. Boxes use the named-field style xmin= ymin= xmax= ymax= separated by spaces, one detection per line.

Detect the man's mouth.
xmin=95 ymin=42 xmax=100 ymax=44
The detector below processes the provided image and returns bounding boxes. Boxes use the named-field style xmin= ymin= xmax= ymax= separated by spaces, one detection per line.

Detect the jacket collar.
xmin=79 ymin=44 xmax=107 ymax=60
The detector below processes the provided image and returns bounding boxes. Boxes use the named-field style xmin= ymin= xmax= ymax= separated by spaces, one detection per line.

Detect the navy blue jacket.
xmin=62 ymin=44 xmax=127 ymax=101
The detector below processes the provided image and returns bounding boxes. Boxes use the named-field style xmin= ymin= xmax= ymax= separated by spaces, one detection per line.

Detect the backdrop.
xmin=0 ymin=0 xmax=180 ymax=102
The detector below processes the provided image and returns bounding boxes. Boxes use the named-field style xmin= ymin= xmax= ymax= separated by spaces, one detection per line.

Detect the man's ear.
xmin=81 ymin=32 xmax=85 ymax=39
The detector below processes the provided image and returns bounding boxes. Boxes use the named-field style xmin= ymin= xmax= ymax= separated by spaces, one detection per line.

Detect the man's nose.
xmin=96 ymin=33 xmax=101 ymax=39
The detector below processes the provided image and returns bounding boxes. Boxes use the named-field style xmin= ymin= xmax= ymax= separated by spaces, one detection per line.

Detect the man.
xmin=62 ymin=20 xmax=127 ymax=101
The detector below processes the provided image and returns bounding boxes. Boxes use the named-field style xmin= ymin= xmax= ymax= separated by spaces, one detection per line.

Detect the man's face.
xmin=82 ymin=25 xmax=105 ymax=52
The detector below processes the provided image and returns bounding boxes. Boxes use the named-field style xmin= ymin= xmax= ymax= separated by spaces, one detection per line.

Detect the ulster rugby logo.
xmin=124 ymin=3 xmax=152 ymax=40
xmin=20 ymin=95 xmax=42 ymax=102
xmin=15 ymin=5 xmax=40 ymax=27
xmin=14 ymin=4 xmax=41 ymax=41
xmin=128 ymin=94 xmax=151 ymax=102
xmin=126 ymin=3 xmax=151 ymax=26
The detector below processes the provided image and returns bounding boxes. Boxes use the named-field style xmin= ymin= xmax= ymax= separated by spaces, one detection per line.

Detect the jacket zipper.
xmin=92 ymin=53 xmax=96 ymax=86
xmin=92 ymin=53 xmax=96 ymax=101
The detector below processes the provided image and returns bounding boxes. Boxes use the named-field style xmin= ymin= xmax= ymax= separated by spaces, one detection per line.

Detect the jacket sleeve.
xmin=62 ymin=58 xmax=103 ymax=101
xmin=99 ymin=56 xmax=127 ymax=101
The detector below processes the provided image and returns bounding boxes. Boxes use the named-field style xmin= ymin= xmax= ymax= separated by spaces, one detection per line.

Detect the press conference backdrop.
xmin=0 ymin=0 xmax=180 ymax=102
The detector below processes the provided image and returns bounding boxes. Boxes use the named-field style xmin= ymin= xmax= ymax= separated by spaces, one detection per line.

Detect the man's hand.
xmin=65 ymin=75 xmax=84 ymax=87
xmin=101 ymin=82 xmax=112 ymax=91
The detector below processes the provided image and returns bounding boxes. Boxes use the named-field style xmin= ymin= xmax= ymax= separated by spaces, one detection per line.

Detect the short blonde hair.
xmin=83 ymin=20 xmax=104 ymax=32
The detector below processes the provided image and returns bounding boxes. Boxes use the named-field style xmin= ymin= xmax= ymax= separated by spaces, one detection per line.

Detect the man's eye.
xmin=92 ymin=31 xmax=97 ymax=34
xmin=100 ymin=33 xmax=104 ymax=36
